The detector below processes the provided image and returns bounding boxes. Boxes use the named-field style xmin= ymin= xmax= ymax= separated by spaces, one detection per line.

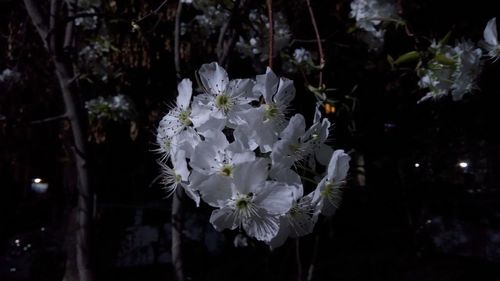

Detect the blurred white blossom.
xmin=349 ymin=0 xmax=399 ymax=50
xmin=417 ymin=40 xmax=482 ymax=103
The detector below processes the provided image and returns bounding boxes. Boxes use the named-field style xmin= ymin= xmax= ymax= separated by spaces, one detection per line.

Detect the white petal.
xmin=172 ymin=149 xmax=189 ymax=181
xmin=197 ymin=174 xmax=234 ymax=207
xmin=484 ymin=17 xmax=498 ymax=46
xmin=189 ymin=135 xmax=227 ymax=174
xmin=315 ymin=144 xmax=334 ymax=166
xmin=227 ymin=79 xmax=258 ymax=102
xmin=280 ymin=114 xmax=305 ymax=140
xmin=232 ymin=158 xmax=269 ymax=195
xmin=274 ymin=78 xmax=295 ymax=106
xmin=255 ymin=67 xmax=279 ymax=103
xmin=327 ymin=149 xmax=351 ymax=182
xmin=182 ymin=183 xmax=201 ymax=207
xmin=243 ymin=210 xmax=280 ymax=242
xmin=176 ymin=78 xmax=193 ymax=110
xmin=210 ymin=207 xmax=238 ymax=231
xmin=198 ymin=62 xmax=228 ymax=95
xmin=254 ymin=181 xmax=294 ymax=215
xmin=269 ymin=167 xmax=303 ymax=198
xmin=268 ymin=216 xmax=291 ymax=249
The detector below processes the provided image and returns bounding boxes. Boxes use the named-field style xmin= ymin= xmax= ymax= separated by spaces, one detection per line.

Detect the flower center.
xmin=321 ymin=181 xmax=343 ymax=201
xmin=264 ymin=104 xmax=279 ymax=120
xmin=215 ymin=94 xmax=232 ymax=113
xmin=174 ymin=174 xmax=182 ymax=183
xmin=178 ymin=109 xmax=192 ymax=126
xmin=220 ymin=164 xmax=233 ymax=177
xmin=235 ymin=194 xmax=252 ymax=210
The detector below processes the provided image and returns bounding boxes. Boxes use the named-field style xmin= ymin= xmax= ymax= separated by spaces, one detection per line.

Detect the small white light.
xmin=459 ymin=162 xmax=468 ymax=168
xmin=414 ymin=163 xmax=420 ymax=168
xmin=10 ymin=267 xmax=17 ymax=272
xmin=31 ymin=179 xmax=48 ymax=193
xmin=40 ymin=227 xmax=46 ymax=232
xmin=14 ymin=239 xmax=20 ymax=244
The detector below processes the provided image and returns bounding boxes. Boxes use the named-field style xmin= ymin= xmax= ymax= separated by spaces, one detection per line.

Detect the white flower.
xmin=192 ymin=62 xmax=258 ymax=131
xmin=0 ymin=68 xmax=20 ymax=83
xmin=159 ymin=150 xmax=200 ymax=206
xmin=209 ymin=159 xmax=295 ymax=242
xmin=158 ymin=79 xmax=195 ymax=138
xmin=312 ymin=150 xmax=350 ymax=216
xmin=190 ymin=131 xmax=255 ymax=207
xmin=271 ymin=114 xmax=310 ymax=169
xmin=480 ymin=18 xmax=500 ymax=61
xmin=268 ymin=169 xmax=316 ymax=248
xmin=450 ymin=41 xmax=482 ymax=101
xmin=303 ymin=117 xmax=334 ymax=167
xmin=235 ymin=67 xmax=295 ymax=152
xmin=293 ymin=48 xmax=313 ymax=64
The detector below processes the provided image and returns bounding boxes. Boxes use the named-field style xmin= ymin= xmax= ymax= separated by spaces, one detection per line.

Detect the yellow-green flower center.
xmin=235 ymin=196 xmax=251 ymax=210
xmin=215 ymin=94 xmax=232 ymax=113
xmin=220 ymin=164 xmax=233 ymax=177
xmin=178 ymin=109 xmax=192 ymax=126
xmin=321 ymin=182 xmax=335 ymax=198
xmin=264 ymin=104 xmax=279 ymax=120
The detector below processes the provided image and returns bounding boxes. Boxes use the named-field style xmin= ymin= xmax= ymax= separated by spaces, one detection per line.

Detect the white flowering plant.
xmin=156 ymin=62 xmax=350 ymax=248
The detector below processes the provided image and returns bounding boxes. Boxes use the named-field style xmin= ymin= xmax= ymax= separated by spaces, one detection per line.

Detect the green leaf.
xmin=438 ymin=31 xmax=452 ymax=47
xmin=394 ymin=51 xmax=420 ymax=65
xmin=434 ymin=53 xmax=456 ymax=66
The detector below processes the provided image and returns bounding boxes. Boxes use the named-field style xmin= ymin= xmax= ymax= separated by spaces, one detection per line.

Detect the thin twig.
xmin=135 ymin=0 xmax=169 ymax=23
xmin=266 ymin=0 xmax=274 ymax=69
xmin=295 ymin=239 xmax=303 ymax=281
xmin=305 ymin=0 xmax=325 ymax=87
xmin=30 ymin=114 xmax=68 ymax=124
xmin=174 ymin=0 xmax=183 ymax=80
xmin=306 ymin=234 xmax=320 ymax=281
xmin=217 ymin=0 xmax=242 ymax=68
xmin=172 ymin=188 xmax=185 ymax=281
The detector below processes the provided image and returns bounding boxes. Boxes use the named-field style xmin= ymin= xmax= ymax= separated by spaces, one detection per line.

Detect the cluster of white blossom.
xmin=349 ymin=0 xmax=399 ymax=50
xmin=0 ymin=68 xmax=20 ymax=84
xmin=193 ymin=1 xmax=230 ymax=35
xmin=156 ymin=62 xmax=350 ymax=248
xmin=282 ymin=47 xmax=316 ymax=75
xmin=85 ymin=94 xmax=135 ymax=122
xmin=75 ymin=7 xmax=98 ymax=30
xmin=417 ymin=40 xmax=482 ymax=103
xmin=236 ymin=10 xmax=291 ymax=62
xmin=79 ymin=40 xmax=111 ymax=81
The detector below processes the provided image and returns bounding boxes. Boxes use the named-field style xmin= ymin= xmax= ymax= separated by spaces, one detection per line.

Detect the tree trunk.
xmin=23 ymin=1 xmax=94 ymax=280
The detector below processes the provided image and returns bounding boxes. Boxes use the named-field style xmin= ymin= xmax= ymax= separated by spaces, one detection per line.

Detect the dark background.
xmin=1 ymin=0 xmax=500 ymax=280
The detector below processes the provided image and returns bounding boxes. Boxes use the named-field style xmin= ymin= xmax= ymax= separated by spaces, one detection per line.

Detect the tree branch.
xmin=23 ymin=0 xmax=49 ymax=49
xmin=174 ymin=0 xmax=183 ymax=80
xmin=305 ymin=0 xmax=325 ymax=87
xmin=64 ymin=0 xmax=76 ymax=50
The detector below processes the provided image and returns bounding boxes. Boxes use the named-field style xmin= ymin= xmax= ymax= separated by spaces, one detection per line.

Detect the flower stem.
xmin=266 ymin=0 xmax=274 ymax=69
